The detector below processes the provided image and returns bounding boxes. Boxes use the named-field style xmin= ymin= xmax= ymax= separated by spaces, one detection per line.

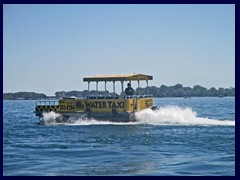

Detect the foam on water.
xmin=42 ymin=111 xmax=135 ymax=126
xmin=42 ymin=111 xmax=62 ymax=125
xmin=68 ymin=119 xmax=136 ymax=126
xmin=41 ymin=106 xmax=235 ymax=126
xmin=135 ymin=106 xmax=235 ymax=126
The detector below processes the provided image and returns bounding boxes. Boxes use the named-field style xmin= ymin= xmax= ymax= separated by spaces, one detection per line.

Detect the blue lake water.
xmin=3 ymin=97 xmax=235 ymax=176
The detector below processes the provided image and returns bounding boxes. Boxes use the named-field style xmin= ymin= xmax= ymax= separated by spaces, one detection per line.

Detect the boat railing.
xmin=86 ymin=95 xmax=119 ymax=100
xmin=126 ymin=94 xmax=153 ymax=99
xmin=86 ymin=94 xmax=153 ymax=100
xmin=36 ymin=100 xmax=59 ymax=106
xmin=144 ymin=94 xmax=153 ymax=98
xmin=35 ymin=94 xmax=153 ymax=105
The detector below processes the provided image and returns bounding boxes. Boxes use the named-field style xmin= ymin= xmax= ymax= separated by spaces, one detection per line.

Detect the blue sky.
xmin=3 ymin=4 xmax=235 ymax=96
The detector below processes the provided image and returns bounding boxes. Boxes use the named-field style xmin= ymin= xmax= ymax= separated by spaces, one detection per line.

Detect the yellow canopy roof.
xmin=83 ymin=74 xmax=153 ymax=82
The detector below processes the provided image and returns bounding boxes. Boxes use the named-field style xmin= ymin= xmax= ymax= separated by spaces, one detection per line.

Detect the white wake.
xmin=134 ymin=106 xmax=235 ymax=126
xmin=40 ymin=106 xmax=235 ymax=126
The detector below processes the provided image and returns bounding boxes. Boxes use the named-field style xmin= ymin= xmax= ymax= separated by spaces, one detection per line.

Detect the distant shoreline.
xmin=3 ymin=84 xmax=235 ymax=100
xmin=3 ymin=96 xmax=235 ymax=101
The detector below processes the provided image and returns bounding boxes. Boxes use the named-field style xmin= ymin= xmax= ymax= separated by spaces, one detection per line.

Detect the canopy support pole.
xmin=121 ymin=81 xmax=124 ymax=94
xmin=146 ymin=80 xmax=149 ymax=94
xmin=113 ymin=81 xmax=115 ymax=93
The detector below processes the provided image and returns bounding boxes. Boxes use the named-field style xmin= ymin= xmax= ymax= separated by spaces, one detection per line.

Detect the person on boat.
xmin=125 ymin=83 xmax=134 ymax=96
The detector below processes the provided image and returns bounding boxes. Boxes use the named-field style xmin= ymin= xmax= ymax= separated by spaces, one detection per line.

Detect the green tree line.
xmin=3 ymin=84 xmax=235 ymax=100
xmin=55 ymin=84 xmax=234 ymax=98
xmin=3 ymin=92 xmax=47 ymax=100
xmin=136 ymin=84 xmax=235 ymax=97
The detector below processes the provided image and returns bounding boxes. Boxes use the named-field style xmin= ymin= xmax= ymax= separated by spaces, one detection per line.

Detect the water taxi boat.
xmin=34 ymin=73 xmax=154 ymax=122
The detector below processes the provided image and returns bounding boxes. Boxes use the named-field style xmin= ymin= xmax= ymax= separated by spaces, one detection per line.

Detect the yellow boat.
xmin=34 ymin=73 xmax=155 ymax=122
